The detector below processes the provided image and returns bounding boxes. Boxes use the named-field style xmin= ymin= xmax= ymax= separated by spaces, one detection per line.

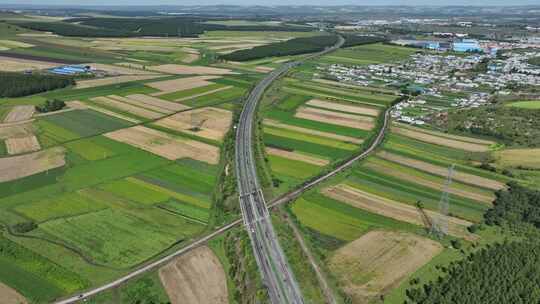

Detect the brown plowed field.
xmin=104 ymin=126 xmax=219 ymax=164
xmin=126 ymin=94 xmax=190 ymax=112
xmin=6 ymin=135 xmax=40 ymax=155
xmin=3 ymin=106 xmax=35 ymax=123
xmin=75 ymin=75 xmax=162 ymax=89
xmin=159 ymin=246 xmax=228 ymax=304
xmin=0 ymin=282 xmax=27 ymax=304
xmin=0 ymin=147 xmax=65 ymax=183
xmin=329 ymin=230 xmax=442 ymax=304
xmin=0 ymin=123 xmax=34 ymax=140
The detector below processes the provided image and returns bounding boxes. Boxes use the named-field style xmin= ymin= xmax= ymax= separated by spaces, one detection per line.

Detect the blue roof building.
xmin=453 ymin=39 xmax=482 ymax=52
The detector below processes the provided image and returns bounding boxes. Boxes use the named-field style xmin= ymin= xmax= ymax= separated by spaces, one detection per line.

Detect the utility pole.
xmin=431 ymin=164 xmax=455 ymax=238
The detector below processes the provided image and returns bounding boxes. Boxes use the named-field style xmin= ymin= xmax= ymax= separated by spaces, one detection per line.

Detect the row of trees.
xmin=341 ymin=34 xmax=386 ymax=48
xmin=221 ymin=35 xmax=339 ymax=61
xmin=14 ymin=17 xmax=311 ymax=38
xmin=0 ymin=72 xmax=74 ymax=98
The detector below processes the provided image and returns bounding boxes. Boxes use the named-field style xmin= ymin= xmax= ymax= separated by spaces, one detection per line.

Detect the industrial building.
xmin=49 ymin=65 xmax=91 ymax=75
xmin=452 ymin=39 xmax=482 ymax=52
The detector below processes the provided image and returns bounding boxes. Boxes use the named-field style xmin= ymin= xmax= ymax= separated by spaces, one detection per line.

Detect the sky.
xmin=1 ymin=0 xmax=539 ymax=6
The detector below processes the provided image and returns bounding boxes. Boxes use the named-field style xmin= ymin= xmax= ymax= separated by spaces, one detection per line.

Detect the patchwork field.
xmin=329 ymin=230 xmax=442 ymax=304
xmin=104 ymin=126 xmax=220 ymax=164
xmin=155 ymin=107 xmax=232 ymax=141
xmin=159 ymin=246 xmax=228 ymax=304
xmin=295 ymin=106 xmax=375 ymax=131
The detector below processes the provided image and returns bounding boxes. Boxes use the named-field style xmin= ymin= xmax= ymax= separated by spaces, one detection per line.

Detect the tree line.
xmin=220 ymin=35 xmax=339 ymax=62
xmin=0 ymin=72 xmax=74 ymax=98
xmin=13 ymin=17 xmax=312 ymax=38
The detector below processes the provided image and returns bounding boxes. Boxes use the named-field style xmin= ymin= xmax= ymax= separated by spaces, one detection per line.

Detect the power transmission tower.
xmin=431 ymin=164 xmax=455 ymax=238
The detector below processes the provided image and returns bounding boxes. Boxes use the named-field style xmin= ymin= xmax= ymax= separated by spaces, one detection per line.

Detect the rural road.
xmin=53 ymin=35 xmax=396 ymax=304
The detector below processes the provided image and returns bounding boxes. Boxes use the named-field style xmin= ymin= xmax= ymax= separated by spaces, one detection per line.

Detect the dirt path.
xmin=282 ymin=212 xmax=338 ymax=304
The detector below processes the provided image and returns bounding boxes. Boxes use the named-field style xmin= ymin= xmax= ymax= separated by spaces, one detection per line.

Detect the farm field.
xmin=506 ymin=100 xmax=540 ymax=109
xmin=260 ymin=72 xmax=396 ymax=194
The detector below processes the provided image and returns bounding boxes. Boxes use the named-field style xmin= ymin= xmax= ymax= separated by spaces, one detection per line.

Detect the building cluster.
xmin=323 ymin=46 xmax=540 ymax=126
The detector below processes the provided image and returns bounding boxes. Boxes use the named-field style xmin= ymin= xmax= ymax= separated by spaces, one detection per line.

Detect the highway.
xmin=52 ymin=34 xmax=399 ymax=304
xmin=234 ymin=35 xmax=345 ymax=304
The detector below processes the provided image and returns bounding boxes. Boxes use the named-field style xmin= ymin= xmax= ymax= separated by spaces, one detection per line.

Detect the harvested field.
xmin=295 ymin=107 xmax=375 ymax=131
xmin=107 ymin=95 xmax=171 ymax=114
xmin=393 ymin=123 xmax=495 ymax=145
xmin=364 ymin=160 xmax=495 ymax=204
xmin=391 ymin=127 xmax=491 ymax=152
xmin=126 ymin=94 xmax=190 ymax=112
xmin=159 ymin=246 xmax=228 ymax=304
xmin=146 ymin=76 xmax=221 ymax=95
xmin=378 ymin=151 xmax=506 ymax=191
xmin=329 ymin=230 xmax=442 ymax=304
xmin=67 ymin=101 xmax=140 ymax=123
xmin=0 ymin=282 xmax=27 ymax=304
xmin=306 ymin=99 xmax=380 ymax=117
xmin=0 ymin=56 xmax=60 ymax=72
xmin=266 ymin=147 xmax=329 ymax=166
xmin=495 ymin=148 xmax=540 ymax=169
xmin=104 ymin=126 xmax=219 ymax=164
xmin=155 ymin=107 xmax=232 ymax=141
xmin=3 ymin=106 xmax=35 ymax=123
xmin=322 ymin=184 xmax=476 ymax=240
xmin=6 ymin=135 xmax=41 ymax=155
xmin=91 ymin=96 xmax=163 ymax=119
xmin=0 ymin=147 xmax=65 ymax=183
xmin=264 ymin=119 xmax=363 ymax=144
xmin=85 ymin=63 xmax=157 ymax=75
xmin=0 ymin=123 xmax=34 ymax=140
xmin=255 ymin=66 xmax=275 ymax=73
xmin=148 ymin=64 xmax=234 ymax=75
xmin=175 ymin=85 xmax=233 ymax=102
xmin=75 ymin=75 xmax=162 ymax=89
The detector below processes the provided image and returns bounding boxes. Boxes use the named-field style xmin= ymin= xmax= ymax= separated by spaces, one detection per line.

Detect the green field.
xmin=291 ymin=192 xmax=421 ymax=241
xmin=507 ymin=100 xmax=540 ymax=109
xmin=35 ymin=109 xmax=132 ymax=147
